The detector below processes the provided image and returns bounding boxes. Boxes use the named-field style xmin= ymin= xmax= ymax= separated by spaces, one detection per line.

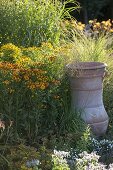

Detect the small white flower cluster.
xmin=53 ymin=148 xmax=80 ymax=168
xmin=52 ymin=149 xmax=71 ymax=169
xmin=54 ymin=149 xmax=70 ymax=158
xmin=91 ymin=138 xmax=113 ymax=154
xmin=53 ymin=149 xmax=70 ymax=164
xmin=108 ymin=163 xmax=113 ymax=170
xmin=78 ymin=151 xmax=100 ymax=162
xmin=53 ymin=148 xmax=78 ymax=162
xmin=76 ymin=151 xmax=113 ymax=170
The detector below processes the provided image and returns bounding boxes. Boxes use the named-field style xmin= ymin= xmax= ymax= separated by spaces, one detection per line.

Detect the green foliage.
xmin=76 ymin=126 xmax=91 ymax=153
xmin=103 ymin=75 xmax=113 ymax=138
xmin=0 ymin=144 xmax=52 ymax=170
xmin=0 ymin=43 xmax=64 ymax=142
xmin=0 ymin=0 xmax=79 ymax=47
xmin=1 ymin=6 xmax=113 ymax=168
xmin=52 ymin=154 xmax=70 ymax=170
xmin=0 ymin=43 xmax=88 ymax=149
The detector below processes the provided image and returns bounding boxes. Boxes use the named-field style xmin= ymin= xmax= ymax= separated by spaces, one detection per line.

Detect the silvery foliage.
xmin=26 ymin=159 xmax=40 ymax=168
xmin=91 ymin=138 xmax=113 ymax=155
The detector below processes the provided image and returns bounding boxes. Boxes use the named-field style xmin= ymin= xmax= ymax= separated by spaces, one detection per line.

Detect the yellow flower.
xmin=101 ymin=21 xmax=106 ymax=24
xmin=78 ymin=22 xmax=83 ymax=26
xmin=109 ymin=29 xmax=113 ymax=33
xmin=3 ymin=80 xmax=10 ymax=85
xmin=27 ymin=82 xmax=36 ymax=90
xmin=9 ymin=88 xmax=15 ymax=94
xmin=103 ymin=26 xmax=108 ymax=30
xmin=89 ymin=20 xmax=93 ymax=24
xmin=0 ymin=43 xmax=21 ymax=62
xmin=101 ymin=19 xmax=111 ymax=27
xmin=41 ymin=42 xmax=53 ymax=49
xmin=93 ymin=25 xmax=98 ymax=29
xmin=77 ymin=25 xmax=85 ymax=31
xmin=95 ymin=22 xmax=101 ymax=27
xmin=16 ymin=56 xmax=32 ymax=67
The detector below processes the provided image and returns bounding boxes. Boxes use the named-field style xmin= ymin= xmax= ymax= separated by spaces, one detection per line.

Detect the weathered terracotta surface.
xmin=66 ymin=62 xmax=109 ymax=136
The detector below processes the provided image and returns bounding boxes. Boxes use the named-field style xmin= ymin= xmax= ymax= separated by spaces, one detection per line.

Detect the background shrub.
xmin=0 ymin=0 xmax=78 ymax=47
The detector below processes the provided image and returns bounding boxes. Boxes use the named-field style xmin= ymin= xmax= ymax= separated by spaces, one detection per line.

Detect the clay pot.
xmin=66 ymin=62 xmax=109 ymax=136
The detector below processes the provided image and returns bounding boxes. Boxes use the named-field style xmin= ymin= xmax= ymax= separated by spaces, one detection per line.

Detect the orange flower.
xmin=49 ymin=56 xmax=56 ymax=62
xmin=39 ymin=82 xmax=49 ymax=90
xmin=54 ymin=95 xmax=60 ymax=99
xmin=9 ymin=88 xmax=15 ymax=94
xmin=12 ymin=70 xmax=21 ymax=82
xmin=52 ymin=80 xmax=60 ymax=85
xmin=27 ymin=82 xmax=36 ymax=90
xmin=23 ymin=74 xmax=30 ymax=81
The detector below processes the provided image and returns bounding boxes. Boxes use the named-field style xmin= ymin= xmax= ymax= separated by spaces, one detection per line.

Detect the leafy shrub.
xmin=0 ymin=144 xmax=76 ymax=170
xmin=0 ymin=43 xmax=88 ymax=148
xmin=0 ymin=43 xmax=65 ymax=141
xmin=0 ymin=0 xmax=78 ymax=47
xmin=0 ymin=144 xmax=52 ymax=170
xmin=1 ymin=146 xmax=113 ymax=170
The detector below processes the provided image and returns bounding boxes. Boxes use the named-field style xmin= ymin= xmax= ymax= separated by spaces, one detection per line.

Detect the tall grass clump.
xmin=0 ymin=0 xmax=79 ymax=47
xmin=70 ymin=33 xmax=113 ymax=66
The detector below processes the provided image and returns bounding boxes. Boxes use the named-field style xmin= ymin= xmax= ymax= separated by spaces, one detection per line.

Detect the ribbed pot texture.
xmin=66 ymin=62 xmax=109 ymax=136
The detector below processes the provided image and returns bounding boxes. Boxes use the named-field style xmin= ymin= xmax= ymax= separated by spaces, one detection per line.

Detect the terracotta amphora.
xmin=66 ymin=62 xmax=109 ymax=136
